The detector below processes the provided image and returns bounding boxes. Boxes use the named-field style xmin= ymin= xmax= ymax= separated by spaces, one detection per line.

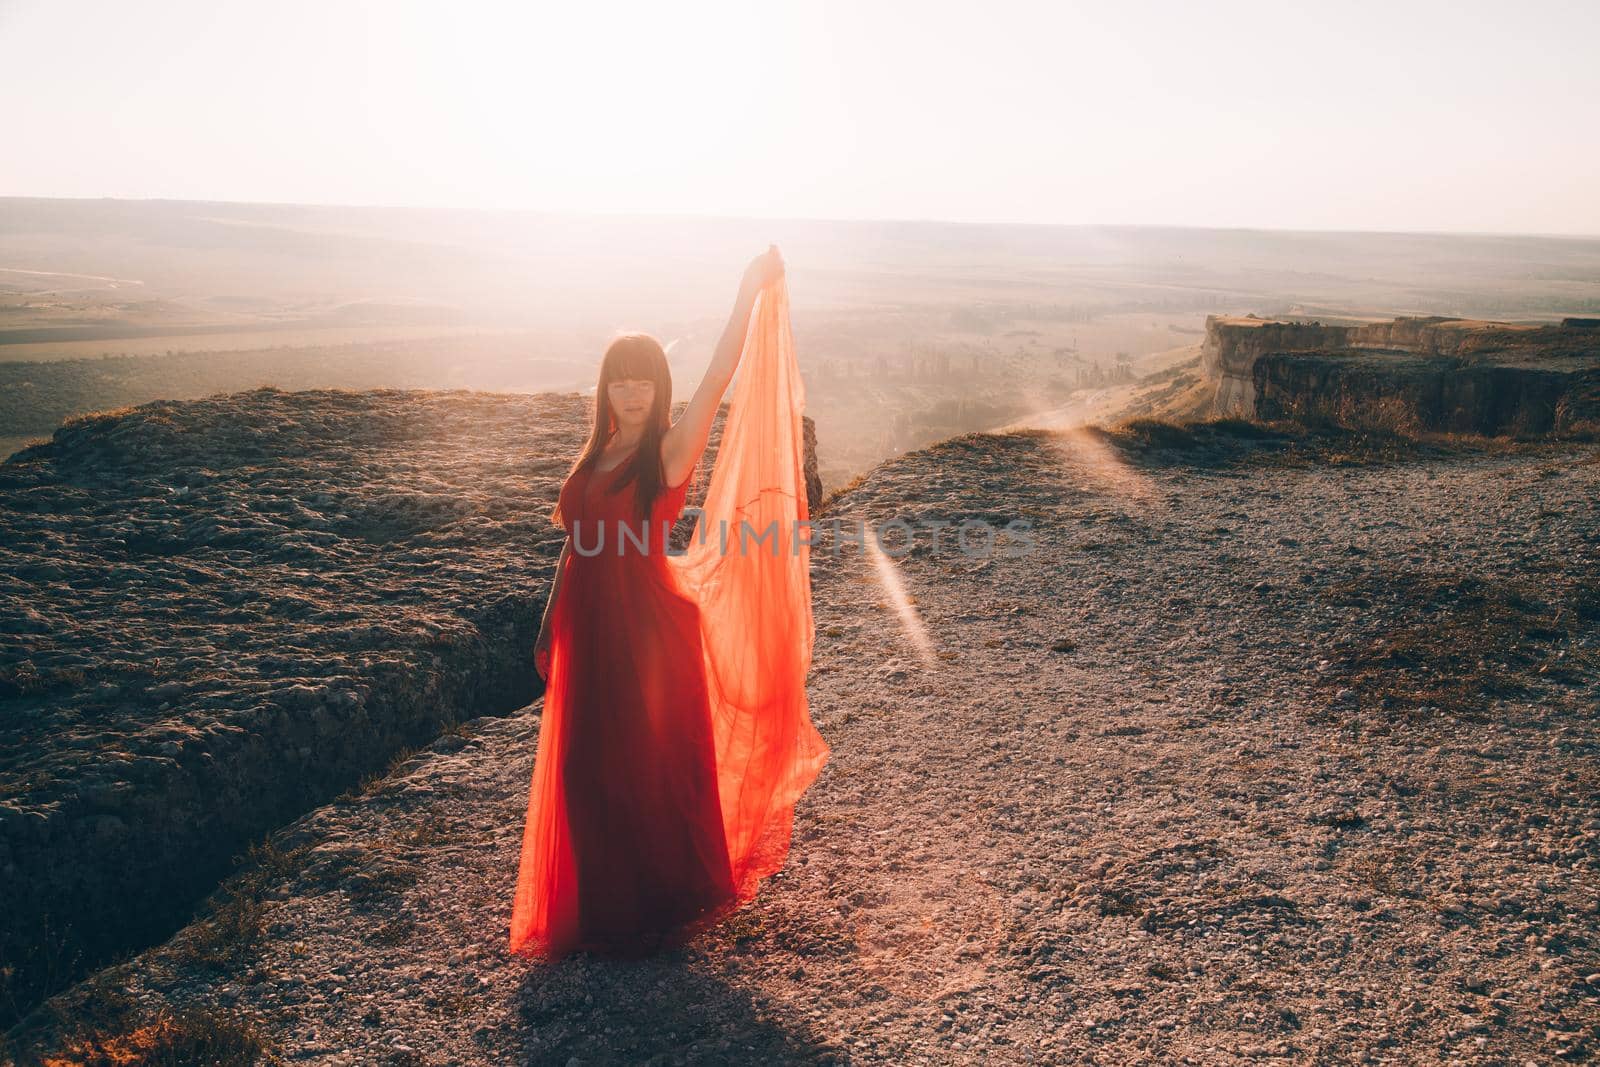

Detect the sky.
xmin=3 ymin=0 xmax=1597 ymax=235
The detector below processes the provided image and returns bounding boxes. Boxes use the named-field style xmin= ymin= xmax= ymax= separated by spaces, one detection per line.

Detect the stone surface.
xmin=7 ymin=419 xmax=1597 ymax=1064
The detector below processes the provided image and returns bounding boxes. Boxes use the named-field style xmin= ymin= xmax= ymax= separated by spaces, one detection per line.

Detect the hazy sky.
xmin=3 ymin=0 xmax=1597 ymax=235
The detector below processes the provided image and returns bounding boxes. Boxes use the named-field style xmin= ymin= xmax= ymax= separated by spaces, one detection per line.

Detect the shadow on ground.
xmin=510 ymin=950 xmax=844 ymax=1066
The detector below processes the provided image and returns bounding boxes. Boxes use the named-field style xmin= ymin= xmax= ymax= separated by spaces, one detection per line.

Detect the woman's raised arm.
xmin=661 ymin=246 xmax=785 ymax=488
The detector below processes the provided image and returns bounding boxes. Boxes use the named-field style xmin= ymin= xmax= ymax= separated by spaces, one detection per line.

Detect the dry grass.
xmin=1315 ymin=569 xmax=1597 ymax=723
xmin=184 ymin=887 xmax=269 ymax=972
xmin=348 ymin=741 xmax=427 ymax=799
xmin=342 ymin=848 xmax=423 ymax=910
xmin=0 ymin=914 xmax=84 ymax=1035
xmin=1091 ymin=414 xmax=1568 ymax=470
xmin=1100 ymin=415 xmax=1419 ymax=468
xmin=1340 ymin=844 xmax=1429 ymax=901
xmin=29 ymin=988 xmax=281 ymax=1067
xmin=181 ymin=837 xmax=312 ymax=972
xmin=391 ymin=811 xmax=451 ymax=849
xmin=1107 ymin=414 xmax=1284 ymax=445
xmin=369 ymin=911 xmax=418 ymax=948
xmin=57 ymin=405 xmax=144 ymax=430
xmin=441 ymin=717 xmax=477 ymax=740
xmin=0 ymin=663 xmax=88 ymax=699
xmin=816 ymin=471 xmax=870 ymax=516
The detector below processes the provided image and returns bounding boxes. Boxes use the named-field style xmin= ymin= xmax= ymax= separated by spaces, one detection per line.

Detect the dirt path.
xmin=11 ymin=425 xmax=1599 ymax=1065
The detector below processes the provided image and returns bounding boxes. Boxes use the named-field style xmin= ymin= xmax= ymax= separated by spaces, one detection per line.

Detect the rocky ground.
xmin=0 ymin=388 xmax=819 ymax=1030
xmin=5 ymin=417 xmax=1598 ymax=1065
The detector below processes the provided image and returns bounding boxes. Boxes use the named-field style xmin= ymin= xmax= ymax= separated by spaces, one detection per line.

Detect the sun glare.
xmin=865 ymin=529 xmax=940 ymax=669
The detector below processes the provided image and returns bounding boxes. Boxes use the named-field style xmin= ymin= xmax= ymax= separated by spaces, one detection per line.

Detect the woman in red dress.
xmin=509 ymin=246 xmax=829 ymax=959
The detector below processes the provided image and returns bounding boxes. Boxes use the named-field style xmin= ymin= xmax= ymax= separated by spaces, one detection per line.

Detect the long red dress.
xmin=510 ymin=276 xmax=827 ymax=959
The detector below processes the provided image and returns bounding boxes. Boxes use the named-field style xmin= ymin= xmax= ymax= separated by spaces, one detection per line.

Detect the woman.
xmin=509 ymin=245 xmax=830 ymax=959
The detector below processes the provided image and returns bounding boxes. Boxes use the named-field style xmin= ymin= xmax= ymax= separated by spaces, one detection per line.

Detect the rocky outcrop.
xmin=0 ymin=387 xmax=821 ymax=1023
xmin=1203 ymin=318 xmax=1354 ymax=416
xmin=1203 ymin=315 xmax=1600 ymax=436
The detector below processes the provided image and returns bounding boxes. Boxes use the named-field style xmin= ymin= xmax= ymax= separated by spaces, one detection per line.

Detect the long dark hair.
xmin=550 ymin=332 xmax=681 ymax=529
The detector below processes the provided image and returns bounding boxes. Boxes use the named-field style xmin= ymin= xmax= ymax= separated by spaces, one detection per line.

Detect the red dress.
xmin=510 ymin=276 xmax=828 ymax=960
xmin=513 ymin=457 xmax=736 ymax=957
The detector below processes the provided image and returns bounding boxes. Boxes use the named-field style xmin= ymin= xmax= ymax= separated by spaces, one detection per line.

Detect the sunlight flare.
xmin=1047 ymin=426 xmax=1165 ymax=511
xmin=865 ymin=528 xmax=939 ymax=669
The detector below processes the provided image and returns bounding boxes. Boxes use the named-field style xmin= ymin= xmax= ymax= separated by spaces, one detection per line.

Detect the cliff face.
xmin=1203 ymin=315 xmax=1600 ymax=436
xmin=1252 ymin=354 xmax=1600 ymax=437
xmin=1202 ymin=318 xmax=1353 ymax=416
xmin=0 ymin=387 xmax=821 ymax=1023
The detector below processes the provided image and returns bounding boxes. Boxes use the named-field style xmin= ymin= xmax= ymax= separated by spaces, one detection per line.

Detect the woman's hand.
xmin=739 ymin=244 xmax=785 ymax=299
xmin=533 ymin=624 xmax=553 ymax=682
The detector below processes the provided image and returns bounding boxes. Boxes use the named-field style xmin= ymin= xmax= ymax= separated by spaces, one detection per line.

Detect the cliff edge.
xmin=1202 ymin=315 xmax=1600 ymax=437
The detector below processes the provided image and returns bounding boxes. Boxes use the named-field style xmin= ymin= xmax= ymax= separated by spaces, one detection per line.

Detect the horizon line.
xmin=3 ymin=192 xmax=1598 ymax=244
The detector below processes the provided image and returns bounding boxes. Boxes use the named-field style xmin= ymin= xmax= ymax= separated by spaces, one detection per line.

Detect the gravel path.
xmin=10 ymin=422 xmax=1599 ymax=1066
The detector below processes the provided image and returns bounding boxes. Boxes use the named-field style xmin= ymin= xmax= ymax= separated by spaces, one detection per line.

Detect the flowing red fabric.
xmin=509 ymin=277 xmax=828 ymax=959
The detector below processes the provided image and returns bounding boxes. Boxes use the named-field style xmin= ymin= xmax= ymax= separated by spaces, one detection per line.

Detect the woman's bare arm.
xmin=533 ymin=534 xmax=573 ymax=679
xmin=661 ymin=247 xmax=784 ymax=488
xmin=540 ymin=537 xmax=572 ymax=620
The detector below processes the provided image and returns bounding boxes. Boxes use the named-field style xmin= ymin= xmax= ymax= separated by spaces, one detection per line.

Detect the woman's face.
xmin=608 ymin=377 xmax=655 ymax=429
